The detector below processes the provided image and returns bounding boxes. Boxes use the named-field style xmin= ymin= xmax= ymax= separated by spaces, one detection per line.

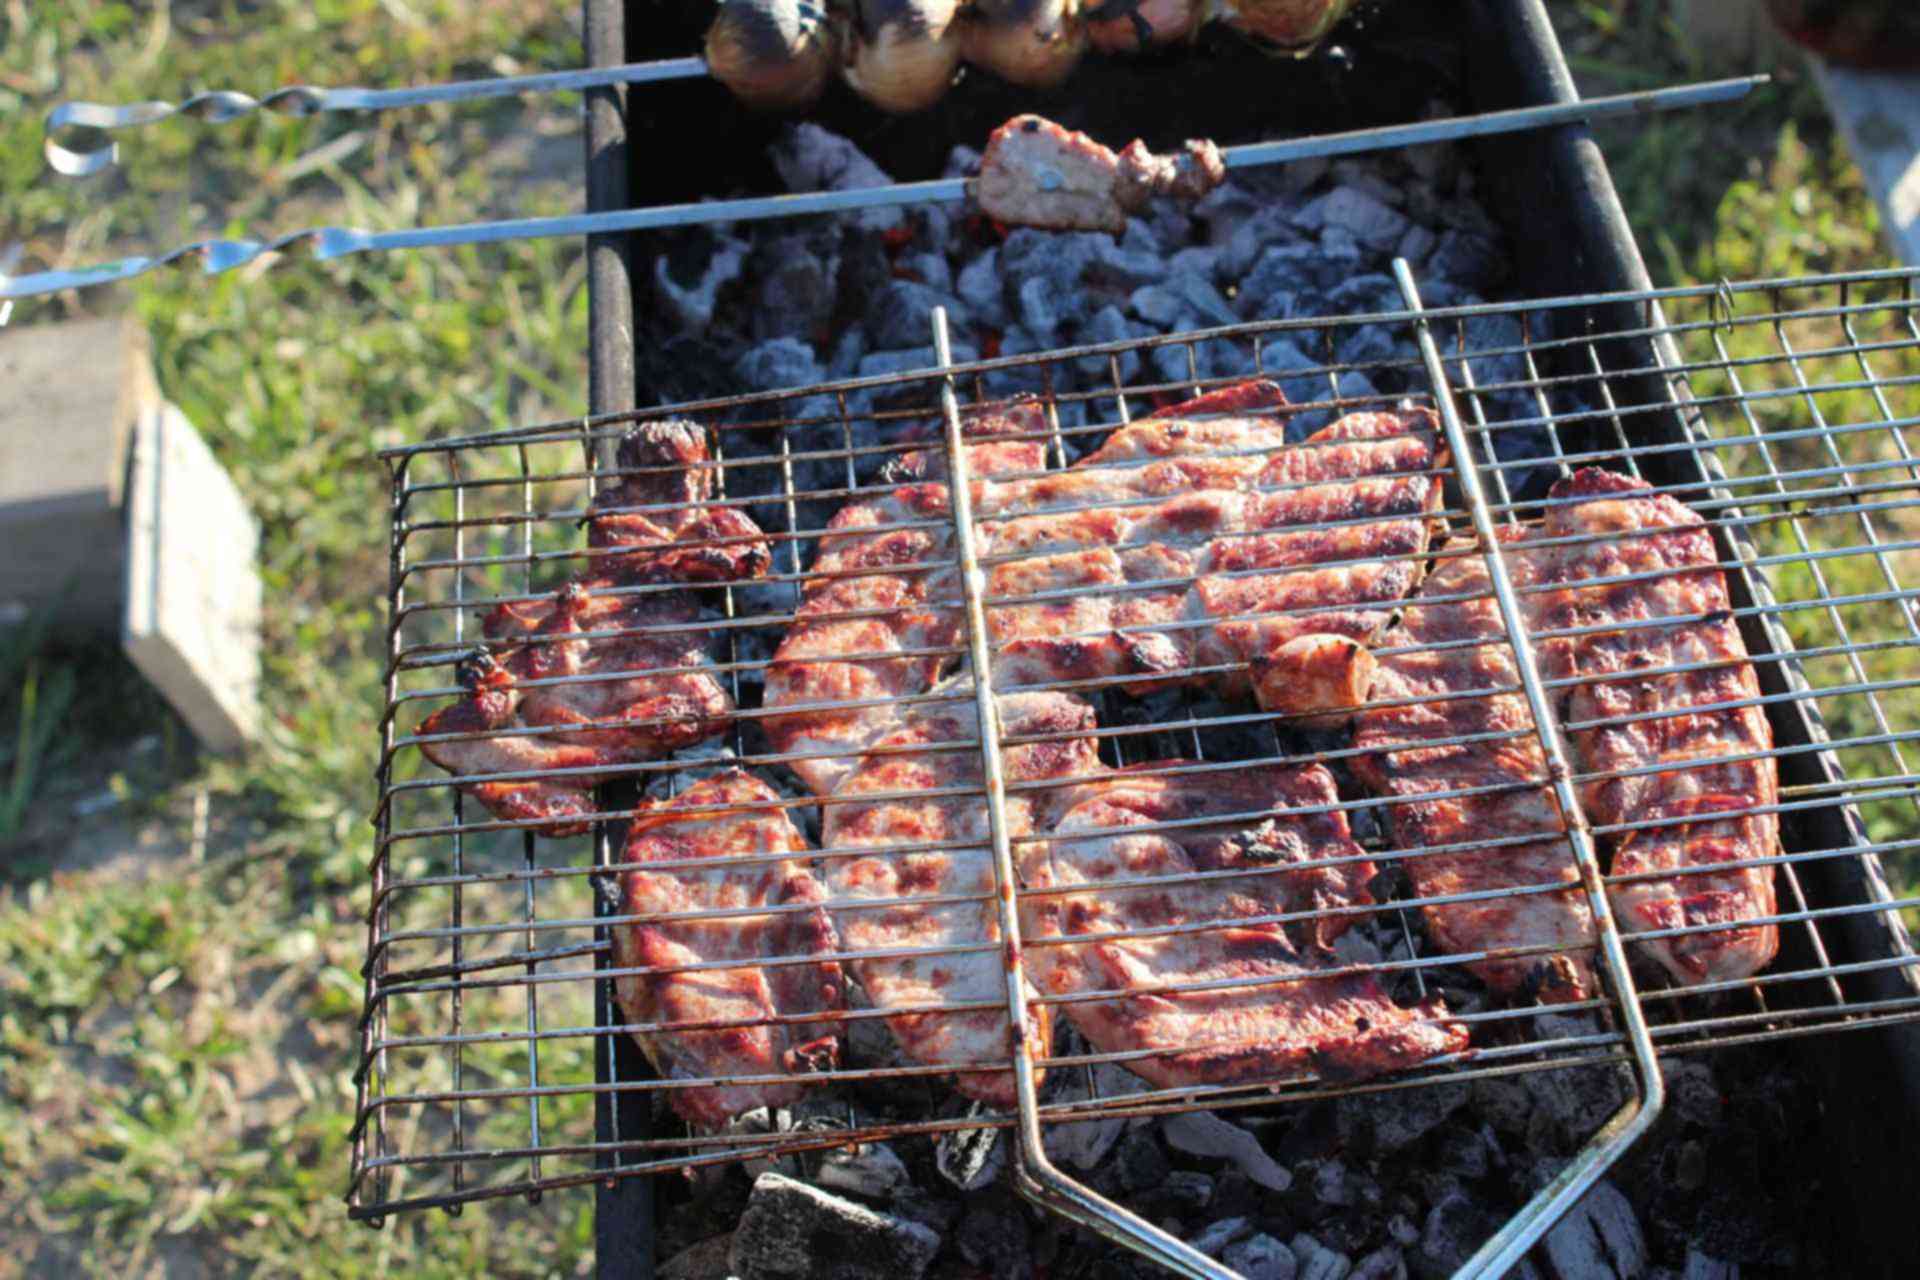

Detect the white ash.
xmin=1162 ymin=1110 xmax=1292 ymax=1192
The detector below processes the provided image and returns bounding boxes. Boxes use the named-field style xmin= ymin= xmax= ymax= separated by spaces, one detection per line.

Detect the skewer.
xmin=5 ymin=76 xmax=1764 ymax=302
xmin=43 ymin=58 xmax=711 ymax=178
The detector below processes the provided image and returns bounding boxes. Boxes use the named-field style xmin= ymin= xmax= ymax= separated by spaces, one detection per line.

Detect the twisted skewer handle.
xmin=44 ymin=58 xmax=710 ymax=177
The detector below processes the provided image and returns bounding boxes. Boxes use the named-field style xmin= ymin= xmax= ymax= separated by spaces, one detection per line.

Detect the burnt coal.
xmin=956 ymin=1192 xmax=1035 ymax=1280
xmin=732 ymin=1172 xmax=941 ymax=1280
xmin=934 ymin=1120 xmax=1006 ymax=1193
xmin=1335 ymin=1081 xmax=1470 ymax=1158
xmin=1226 ymin=1232 xmax=1300 ymax=1280
xmin=1536 ymin=1174 xmax=1647 ymax=1280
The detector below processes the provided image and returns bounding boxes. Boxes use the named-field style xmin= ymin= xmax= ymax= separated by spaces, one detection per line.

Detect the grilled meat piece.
xmin=976 ymin=114 xmax=1226 ymax=235
xmin=1022 ymin=763 xmax=1467 ymax=1088
xmin=976 ymin=402 xmax=1447 ymax=711
xmin=1537 ymin=468 xmax=1779 ymax=986
xmin=611 ymin=771 xmax=845 ymax=1127
xmin=764 ymin=402 xmax=1049 ymax=798
xmin=588 ymin=420 xmax=772 ymax=586
xmin=417 ymin=580 xmax=738 ymax=835
xmin=822 ymin=681 xmax=1103 ymax=1107
xmin=1353 ymin=530 xmax=1599 ymax=1002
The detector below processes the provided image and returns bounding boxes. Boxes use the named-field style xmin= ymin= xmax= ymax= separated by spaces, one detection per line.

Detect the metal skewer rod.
xmin=4 ymin=75 xmax=1764 ymax=302
xmin=43 ymin=57 xmax=710 ymax=178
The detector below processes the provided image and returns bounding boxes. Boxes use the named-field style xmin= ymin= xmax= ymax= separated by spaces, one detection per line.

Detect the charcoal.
xmin=660 ymin=1232 xmax=735 ymax=1280
xmin=1293 ymin=186 xmax=1410 ymax=253
xmin=1000 ymin=228 xmax=1103 ymax=298
xmin=943 ymin=144 xmax=981 ymax=178
xmin=1091 ymin=220 xmax=1171 ymax=289
xmin=1336 ymin=323 xmax=1406 ymax=372
xmin=1147 ymin=1169 xmax=1216 ymax=1216
xmin=935 ymin=1122 xmax=1006 ymax=1192
xmin=1130 ymin=284 xmax=1192 ymax=330
xmin=655 ymin=239 xmax=747 ymax=334
xmin=1309 ymin=1157 xmax=1357 ymax=1208
xmin=1072 ymin=305 xmax=1146 ymax=384
xmin=1018 ymin=275 xmax=1064 ymax=341
xmin=1427 ymin=229 xmax=1504 ymax=292
xmin=866 ymin=280 xmax=968 ymax=351
xmin=1682 ymin=1250 xmax=1740 ymax=1280
xmin=1411 ymin=1190 xmax=1497 ymax=1280
xmin=770 ymin=124 xmax=902 ymax=233
xmin=1162 ymin=1110 xmax=1292 ymax=1192
xmin=817 ymin=1140 xmax=914 ymax=1201
xmin=731 ymin=1172 xmax=940 ymax=1280
xmin=1169 ymin=245 xmax=1224 ymax=285
xmin=956 ymin=1194 xmax=1035 ymax=1280
xmin=972 ymin=326 xmax=1047 ymax=398
xmin=1259 ymin=337 xmax=1332 ymax=408
xmin=1386 ymin=1214 xmax=1421 ymax=1248
xmin=1210 ymin=1169 xmax=1265 ymax=1221
xmin=1168 ymin=274 xmax=1240 ymax=328
xmin=892 ymin=1191 xmax=961 ymax=1235
xmin=1330 ymin=161 xmax=1407 ymax=208
xmin=1396 ymin=224 xmax=1438 ymax=268
xmin=900 ymin=250 xmax=952 ymax=294
xmin=735 ymin=337 xmax=824 ymax=394
xmin=1221 ymin=205 xmax=1310 ymax=280
xmin=1539 ymin=1176 xmax=1646 ymax=1280
xmin=1664 ymin=1057 xmax=1724 ymax=1129
xmin=1225 ymin=1233 xmax=1300 ymax=1280
xmin=1105 ymin=1128 xmax=1172 ymax=1194
xmin=827 ymin=327 xmax=867 ymax=380
xmin=1350 ymin=1245 xmax=1407 ymax=1280
xmin=1290 ymin=1232 xmax=1353 ymax=1280
xmin=752 ymin=243 xmax=837 ymax=339
xmin=1524 ymin=1055 xmax=1630 ymax=1154
xmin=1192 ymin=1216 xmax=1254 ymax=1258
xmin=1191 ymin=180 xmax=1261 ymax=243
xmin=955 ymin=247 xmax=1007 ymax=329
xmin=1432 ymin=1124 xmax=1495 ymax=1181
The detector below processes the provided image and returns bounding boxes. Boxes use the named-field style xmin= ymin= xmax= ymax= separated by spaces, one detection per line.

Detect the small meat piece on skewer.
xmin=417 ymin=580 xmax=738 ymax=835
xmin=705 ymin=0 xmax=843 ymax=112
xmin=975 ymin=114 xmax=1226 ymax=235
xmin=823 ymin=681 xmax=1103 ymax=1107
xmin=1537 ymin=468 xmax=1779 ymax=986
xmin=961 ymin=0 xmax=1088 ymax=88
xmin=588 ymin=420 xmax=772 ymax=586
xmin=1022 ymin=763 xmax=1467 ymax=1089
xmin=612 ymin=771 xmax=846 ymax=1127
xmin=1353 ymin=531 xmax=1599 ymax=1002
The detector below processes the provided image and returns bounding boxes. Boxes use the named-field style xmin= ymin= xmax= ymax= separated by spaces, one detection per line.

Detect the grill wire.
xmin=348 ymin=265 xmax=1920 ymax=1263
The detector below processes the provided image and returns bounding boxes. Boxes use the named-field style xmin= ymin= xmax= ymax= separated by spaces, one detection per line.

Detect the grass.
xmin=0 ymin=0 xmax=1914 ymax=1274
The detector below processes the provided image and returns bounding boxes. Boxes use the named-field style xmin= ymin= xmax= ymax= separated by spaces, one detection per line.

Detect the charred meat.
xmin=976 ymin=114 xmax=1226 ymax=235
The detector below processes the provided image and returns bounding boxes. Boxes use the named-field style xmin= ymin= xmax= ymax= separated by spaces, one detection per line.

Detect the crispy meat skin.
xmin=976 ymin=114 xmax=1227 ymax=235
xmin=417 ymin=580 xmax=735 ymax=835
xmin=822 ymin=683 xmax=1102 ymax=1107
xmin=1023 ymin=763 xmax=1466 ymax=1088
xmin=1538 ymin=468 xmax=1779 ymax=985
xmin=612 ymin=771 xmax=845 ymax=1127
xmin=420 ymin=420 xmax=770 ymax=835
xmin=589 ymin=420 xmax=772 ymax=585
xmin=1353 ymin=530 xmax=1599 ymax=1001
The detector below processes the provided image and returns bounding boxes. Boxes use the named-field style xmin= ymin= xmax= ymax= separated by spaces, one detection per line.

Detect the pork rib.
xmin=611 ymin=770 xmax=845 ymax=1127
xmin=1022 ymin=763 xmax=1467 ymax=1087
xmin=420 ymin=420 xmax=770 ymax=834
xmin=1536 ymin=468 xmax=1779 ymax=985
xmin=821 ymin=680 xmax=1102 ymax=1108
xmin=417 ymin=580 xmax=736 ymax=835
xmin=1353 ymin=530 xmax=1599 ymax=1002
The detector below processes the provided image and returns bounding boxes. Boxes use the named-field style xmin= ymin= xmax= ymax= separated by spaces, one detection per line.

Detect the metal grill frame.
xmin=350 ymin=264 xmax=1920 ymax=1276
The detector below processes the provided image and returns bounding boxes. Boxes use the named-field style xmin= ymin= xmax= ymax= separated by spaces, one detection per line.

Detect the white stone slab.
xmin=122 ymin=402 xmax=261 ymax=752
xmin=1813 ymin=59 xmax=1920 ymax=265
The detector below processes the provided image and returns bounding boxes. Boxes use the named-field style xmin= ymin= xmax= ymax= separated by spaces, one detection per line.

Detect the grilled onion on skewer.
xmin=1085 ymin=0 xmax=1205 ymax=52
xmin=705 ymin=0 xmax=842 ymax=111
xmin=845 ymin=0 xmax=965 ymax=113
xmin=1217 ymin=0 xmax=1355 ymax=52
xmin=962 ymin=0 xmax=1089 ymax=88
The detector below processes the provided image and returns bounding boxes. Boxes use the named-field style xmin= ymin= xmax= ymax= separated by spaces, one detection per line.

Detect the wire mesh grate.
xmin=349 ymin=266 xmax=1920 ymax=1263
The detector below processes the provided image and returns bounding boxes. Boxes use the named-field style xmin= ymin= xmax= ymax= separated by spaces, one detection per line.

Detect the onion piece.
xmin=845 ymin=0 xmax=965 ymax=114
xmin=705 ymin=0 xmax=842 ymax=112
xmin=962 ymin=0 xmax=1089 ymax=89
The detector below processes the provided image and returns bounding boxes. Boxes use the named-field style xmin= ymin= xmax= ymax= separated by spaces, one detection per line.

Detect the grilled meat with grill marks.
xmin=611 ymin=771 xmax=845 ymax=1127
xmin=1353 ymin=530 xmax=1599 ymax=1002
xmin=822 ymin=681 xmax=1103 ymax=1107
xmin=977 ymin=403 xmax=1447 ymax=714
xmin=1022 ymin=763 xmax=1467 ymax=1087
xmin=417 ymin=581 xmax=737 ymax=835
xmin=589 ymin=420 xmax=772 ymax=586
xmin=764 ymin=402 xmax=1049 ymax=798
xmin=976 ymin=114 xmax=1226 ymax=235
xmin=1538 ymin=468 xmax=1779 ymax=986
xmin=420 ymin=420 xmax=771 ymax=835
